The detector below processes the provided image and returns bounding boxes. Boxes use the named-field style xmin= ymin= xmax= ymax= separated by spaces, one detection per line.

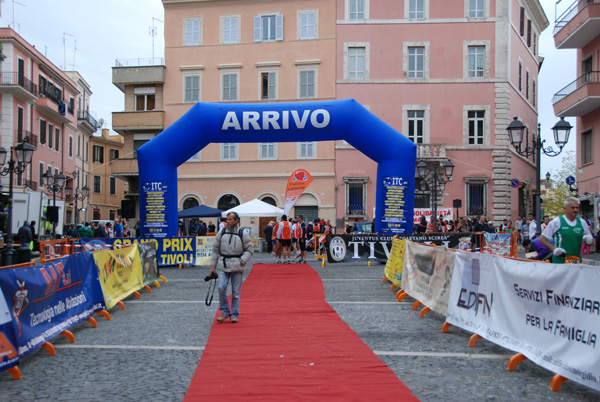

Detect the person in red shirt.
xmin=276 ymin=215 xmax=293 ymax=264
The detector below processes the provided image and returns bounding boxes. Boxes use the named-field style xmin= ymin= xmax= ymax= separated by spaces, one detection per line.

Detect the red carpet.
xmin=184 ymin=263 xmax=418 ymax=401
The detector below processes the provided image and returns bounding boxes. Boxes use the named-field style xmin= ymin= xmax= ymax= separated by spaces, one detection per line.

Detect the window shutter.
xmin=222 ymin=75 xmax=230 ymax=101
xmin=308 ymin=12 xmax=316 ymax=38
xmin=231 ymin=17 xmax=238 ymax=42
xmin=254 ymin=16 xmax=261 ymax=42
xmin=276 ymin=14 xmax=283 ymax=41
xmin=300 ymin=13 xmax=307 ymax=39
xmin=231 ymin=74 xmax=238 ymax=100
xmin=307 ymin=71 xmax=315 ymax=97
xmin=223 ymin=18 xmax=230 ymax=43
xmin=268 ymin=72 xmax=276 ymax=99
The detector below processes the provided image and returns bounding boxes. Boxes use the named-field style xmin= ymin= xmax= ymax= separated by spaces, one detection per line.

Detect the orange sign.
xmin=284 ymin=169 xmax=313 ymax=215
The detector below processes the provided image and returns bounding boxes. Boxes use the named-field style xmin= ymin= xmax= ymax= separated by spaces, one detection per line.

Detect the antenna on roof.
xmin=63 ymin=32 xmax=74 ymax=70
xmin=150 ymin=17 xmax=163 ymax=61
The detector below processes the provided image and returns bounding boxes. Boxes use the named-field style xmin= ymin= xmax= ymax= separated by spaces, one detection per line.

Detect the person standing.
xmin=78 ymin=222 xmax=94 ymax=239
xmin=540 ymin=197 xmax=594 ymax=264
xmin=208 ymin=221 xmax=216 ymax=233
xmin=209 ymin=212 xmax=253 ymax=323
xmin=263 ymin=221 xmax=274 ymax=254
xmin=114 ymin=219 xmax=124 ymax=238
xmin=528 ymin=213 xmax=538 ymax=239
xmin=276 ymin=215 xmax=293 ymax=264
xmin=18 ymin=221 xmax=32 ymax=249
xmin=94 ymin=222 xmax=108 ymax=238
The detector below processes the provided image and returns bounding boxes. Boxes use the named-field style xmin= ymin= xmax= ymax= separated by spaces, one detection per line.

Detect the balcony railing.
xmin=77 ymin=110 xmax=98 ymax=129
xmin=39 ymin=84 xmax=61 ymax=105
xmin=552 ymin=71 xmax=600 ymax=104
xmin=24 ymin=180 xmax=37 ymax=191
xmin=417 ymin=143 xmax=447 ymax=159
xmin=554 ymin=0 xmax=599 ymax=35
xmin=115 ymin=57 xmax=165 ymax=67
xmin=14 ymin=130 xmax=38 ymax=148
xmin=0 ymin=72 xmax=37 ymax=95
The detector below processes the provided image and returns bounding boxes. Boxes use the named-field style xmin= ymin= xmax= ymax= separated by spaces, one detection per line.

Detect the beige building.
xmin=114 ymin=0 xmax=338 ymax=236
xmin=88 ymin=129 xmax=127 ymax=223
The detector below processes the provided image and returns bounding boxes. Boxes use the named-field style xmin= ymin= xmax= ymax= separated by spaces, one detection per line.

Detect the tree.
xmin=542 ymin=151 xmax=575 ymax=219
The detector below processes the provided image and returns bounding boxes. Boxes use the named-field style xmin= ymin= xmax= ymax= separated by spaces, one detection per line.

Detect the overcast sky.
xmin=1 ymin=0 xmax=575 ymax=177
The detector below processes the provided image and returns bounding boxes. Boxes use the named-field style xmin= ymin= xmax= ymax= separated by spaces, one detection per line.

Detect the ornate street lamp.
xmin=416 ymin=159 xmax=454 ymax=225
xmin=64 ymin=170 xmax=89 ymax=226
xmin=506 ymin=116 xmax=573 ymax=237
xmin=0 ymin=140 xmax=35 ymax=265
xmin=41 ymin=167 xmax=66 ymax=238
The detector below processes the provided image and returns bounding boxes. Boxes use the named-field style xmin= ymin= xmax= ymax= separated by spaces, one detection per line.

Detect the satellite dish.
xmin=97 ymin=118 xmax=105 ymax=129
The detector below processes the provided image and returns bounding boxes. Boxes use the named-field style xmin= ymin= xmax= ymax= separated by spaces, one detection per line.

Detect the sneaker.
xmin=231 ymin=317 xmax=238 ymax=323
xmin=217 ymin=314 xmax=228 ymax=322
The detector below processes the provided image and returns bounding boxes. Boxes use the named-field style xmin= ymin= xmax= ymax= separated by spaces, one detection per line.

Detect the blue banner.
xmin=79 ymin=237 xmax=196 ymax=267
xmin=0 ymin=252 xmax=105 ymax=370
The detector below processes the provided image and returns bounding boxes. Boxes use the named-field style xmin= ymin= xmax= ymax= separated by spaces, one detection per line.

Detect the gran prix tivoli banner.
xmin=0 ymin=252 xmax=105 ymax=373
xmin=446 ymin=252 xmax=600 ymax=391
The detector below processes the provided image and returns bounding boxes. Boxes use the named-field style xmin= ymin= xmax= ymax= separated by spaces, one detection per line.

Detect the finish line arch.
xmin=137 ymin=99 xmax=416 ymax=238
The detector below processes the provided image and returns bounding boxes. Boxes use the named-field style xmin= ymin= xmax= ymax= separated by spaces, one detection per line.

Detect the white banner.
xmin=413 ymin=208 xmax=453 ymax=225
xmin=402 ymin=242 xmax=455 ymax=316
xmin=447 ymin=252 xmax=600 ymax=391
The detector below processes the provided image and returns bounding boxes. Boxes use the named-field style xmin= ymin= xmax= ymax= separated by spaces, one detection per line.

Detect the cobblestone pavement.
xmin=2 ymin=253 xmax=599 ymax=401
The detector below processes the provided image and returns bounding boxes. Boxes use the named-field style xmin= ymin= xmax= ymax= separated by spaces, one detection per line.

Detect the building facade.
xmin=552 ymin=0 xmax=600 ymax=222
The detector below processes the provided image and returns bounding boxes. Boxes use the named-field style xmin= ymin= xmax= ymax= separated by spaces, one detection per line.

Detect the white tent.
xmin=221 ymin=198 xmax=284 ymax=218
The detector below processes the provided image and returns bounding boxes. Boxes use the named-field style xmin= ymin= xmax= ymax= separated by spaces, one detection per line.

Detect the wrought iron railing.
xmin=0 ymin=72 xmax=37 ymax=95
xmin=77 ymin=110 xmax=98 ymax=129
xmin=552 ymin=70 xmax=600 ymax=104
xmin=14 ymin=130 xmax=38 ymax=148
xmin=115 ymin=57 xmax=164 ymax=67
xmin=554 ymin=0 xmax=599 ymax=36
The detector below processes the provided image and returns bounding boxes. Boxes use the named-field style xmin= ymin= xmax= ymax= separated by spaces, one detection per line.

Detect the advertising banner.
xmin=326 ymin=233 xmax=474 ymax=263
xmin=283 ymin=169 xmax=313 ymax=215
xmin=195 ymin=236 xmax=216 ymax=266
xmin=79 ymin=237 xmax=198 ymax=267
xmin=0 ymin=252 xmax=105 ymax=371
xmin=483 ymin=232 xmax=511 ymax=256
xmin=447 ymin=252 xmax=600 ymax=391
xmin=402 ymin=242 xmax=455 ymax=316
xmin=93 ymin=245 xmax=143 ymax=309
xmin=138 ymin=242 xmax=158 ymax=286
xmin=413 ymin=208 xmax=453 ymax=225
xmin=383 ymin=238 xmax=407 ymax=287
xmin=380 ymin=177 xmax=410 ymax=235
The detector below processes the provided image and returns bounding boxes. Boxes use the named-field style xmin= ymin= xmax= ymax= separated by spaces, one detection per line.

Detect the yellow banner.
xmin=195 ymin=236 xmax=216 ymax=266
xmin=94 ymin=245 xmax=144 ymax=309
xmin=384 ymin=238 xmax=407 ymax=287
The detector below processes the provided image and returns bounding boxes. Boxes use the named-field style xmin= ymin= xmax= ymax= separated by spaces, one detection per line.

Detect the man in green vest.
xmin=540 ymin=197 xmax=594 ymax=263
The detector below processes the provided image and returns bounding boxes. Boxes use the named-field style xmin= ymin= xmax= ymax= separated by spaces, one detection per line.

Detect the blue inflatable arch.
xmin=137 ymin=99 xmax=416 ymax=238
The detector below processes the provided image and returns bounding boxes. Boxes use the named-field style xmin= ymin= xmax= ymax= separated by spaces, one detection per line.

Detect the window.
xmin=184 ymin=75 xmax=201 ymax=103
xmin=222 ymin=16 xmax=239 ymax=44
xmin=222 ymin=73 xmax=238 ymax=101
xmin=408 ymin=47 xmax=424 ymax=78
xmin=85 ymin=140 xmax=89 ymax=162
xmin=39 ymin=162 xmax=44 ymax=185
xmin=77 ymin=134 xmax=81 ymax=157
xmin=93 ymin=175 xmax=101 ymax=194
xmin=526 ymin=71 xmax=529 ymax=99
xmin=136 ymin=93 xmax=155 ymax=111
xmin=261 ymin=71 xmax=277 ymax=100
xmin=349 ymin=0 xmax=365 ymax=20
xmin=109 ymin=149 xmax=119 ymax=161
xmin=184 ymin=19 xmax=201 ymax=46
xmin=134 ymin=140 xmax=148 ymax=158
xmin=346 ymin=179 xmax=367 ymax=216
xmin=254 ymin=14 xmax=283 ymax=42
xmin=468 ymin=111 xmax=485 ymax=145
xmin=259 ymin=143 xmax=276 ymax=159
xmin=582 ymin=130 xmax=593 ymax=165
xmin=468 ymin=46 xmax=485 ymax=78
xmin=519 ymin=7 xmax=525 ymax=36
xmin=188 ymin=151 xmax=201 ymax=162
xmin=55 ymin=127 xmax=59 ymax=152
xmin=69 ymin=135 xmax=73 ymax=158
xmin=467 ymin=182 xmax=486 ymax=216
xmin=533 ymin=33 xmax=537 ymax=55
xmin=299 ymin=12 xmax=316 ymax=39
xmin=348 ymin=47 xmax=366 ymax=79
xmin=299 ymin=142 xmax=316 ymax=158
xmin=93 ymin=145 xmax=104 ymax=163
xmin=527 ymin=20 xmax=531 ymax=47
xmin=468 ymin=0 xmax=484 ymax=18
xmin=93 ymin=209 xmax=101 ymax=220
xmin=217 ymin=194 xmax=240 ymax=211
xmin=407 ymin=110 xmax=425 ymax=144
xmin=532 ymin=79 xmax=536 ymax=107
xmin=518 ymin=61 xmax=522 ymax=91
xmin=409 ymin=0 xmax=425 ymax=19
xmin=40 ymin=119 xmax=46 ymax=145
xmin=48 ymin=124 xmax=53 ymax=149
xmin=68 ymin=97 xmax=74 ymax=115
xmin=109 ymin=177 xmax=117 ymax=196
xmin=222 ymin=143 xmax=238 ymax=160
xmin=299 ymin=70 xmax=316 ymax=98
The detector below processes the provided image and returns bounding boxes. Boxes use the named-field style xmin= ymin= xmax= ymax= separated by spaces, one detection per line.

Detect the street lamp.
xmin=506 ymin=116 xmax=573 ymax=238
xmin=417 ymin=159 xmax=455 ymax=225
xmin=64 ymin=170 xmax=89 ymax=226
xmin=0 ymin=140 xmax=35 ymax=265
xmin=41 ymin=167 xmax=66 ymax=238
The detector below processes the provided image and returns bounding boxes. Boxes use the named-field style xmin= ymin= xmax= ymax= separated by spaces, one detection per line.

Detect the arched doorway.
xmin=217 ymin=194 xmax=240 ymax=211
xmin=183 ymin=197 xmax=200 ymax=210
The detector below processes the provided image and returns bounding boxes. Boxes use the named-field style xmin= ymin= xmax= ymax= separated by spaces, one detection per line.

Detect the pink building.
xmin=0 ymin=29 xmax=96 ymax=237
xmin=336 ymin=0 xmax=548 ymax=227
xmin=553 ymin=0 xmax=600 ymax=222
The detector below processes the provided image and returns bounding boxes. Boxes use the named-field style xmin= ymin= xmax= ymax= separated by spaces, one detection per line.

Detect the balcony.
xmin=554 ymin=0 xmax=600 ymax=49
xmin=13 ymin=130 xmax=38 ymax=148
xmin=112 ymin=110 xmax=164 ymax=134
xmin=417 ymin=143 xmax=447 ymax=161
xmin=112 ymin=58 xmax=165 ymax=92
xmin=24 ymin=180 xmax=37 ymax=191
xmin=0 ymin=72 xmax=37 ymax=101
xmin=77 ymin=110 xmax=98 ymax=133
xmin=552 ymin=71 xmax=600 ymax=117
xmin=110 ymin=158 xmax=139 ymax=178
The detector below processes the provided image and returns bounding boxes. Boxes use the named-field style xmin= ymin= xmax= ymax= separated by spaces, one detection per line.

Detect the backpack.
xmin=220 ymin=227 xmax=245 ymax=241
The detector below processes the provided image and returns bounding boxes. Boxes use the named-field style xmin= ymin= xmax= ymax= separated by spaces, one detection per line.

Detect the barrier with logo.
xmin=93 ymin=245 xmax=144 ymax=310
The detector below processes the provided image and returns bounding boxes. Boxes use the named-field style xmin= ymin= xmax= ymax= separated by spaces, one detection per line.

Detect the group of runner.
xmin=271 ymin=215 xmax=329 ymax=264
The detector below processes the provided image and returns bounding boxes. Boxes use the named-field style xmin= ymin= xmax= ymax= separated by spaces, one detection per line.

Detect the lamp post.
xmin=506 ymin=116 xmax=573 ymax=238
xmin=64 ymin=170 xmax=89 ymax=226
xmin=0 ymin=140 xmax=35 ymax=265
xmin=417 ymin=159 xmax=455 ymax=225
xmin=41 ymin=167 xmax=66 ymax=238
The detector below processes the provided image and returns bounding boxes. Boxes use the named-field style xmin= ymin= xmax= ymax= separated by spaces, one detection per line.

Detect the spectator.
xmin=18 ymin=221 xmax=32 ymax=249
xmin=114 ymin=219 xmax=124 ymax=238
xmin=94 ymin=222 xmax=108 ymax=238
xmin=78 ymin=222 xmax=94 ymax=239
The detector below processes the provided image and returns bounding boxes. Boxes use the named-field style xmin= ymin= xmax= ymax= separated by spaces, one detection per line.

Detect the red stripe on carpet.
xmin=184 ymin=263 xmax=418 ymax=401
